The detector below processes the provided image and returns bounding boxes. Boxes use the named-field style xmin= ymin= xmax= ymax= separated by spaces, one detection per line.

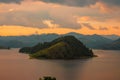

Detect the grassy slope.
xmin=30 ymin=42 xmax=69 ymax=59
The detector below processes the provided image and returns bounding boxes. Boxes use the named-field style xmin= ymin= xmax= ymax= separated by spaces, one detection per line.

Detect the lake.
xmin=0 ymin=49 xmax=120 ymax=80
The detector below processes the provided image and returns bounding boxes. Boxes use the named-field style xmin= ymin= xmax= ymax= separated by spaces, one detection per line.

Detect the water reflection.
xmin=0 ymin=49 xmax=120 ymax=80
xmin=59 ymin=60 xmax=90 ymax=80
xmin=34 ymin=59 xmax=92 ymax=80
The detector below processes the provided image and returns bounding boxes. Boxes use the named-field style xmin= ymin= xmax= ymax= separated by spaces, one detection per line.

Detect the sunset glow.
xmin=0 ymin=25 xmax=120 ymax=36
xmin=0 ymin=0 xmax=119 ymax=36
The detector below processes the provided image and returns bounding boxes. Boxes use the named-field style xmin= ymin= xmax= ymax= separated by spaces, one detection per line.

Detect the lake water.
xmin=0 ymin=49 xmax=120 ymax=80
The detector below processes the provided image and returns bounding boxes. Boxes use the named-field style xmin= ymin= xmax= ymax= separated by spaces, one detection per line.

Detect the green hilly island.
xmin=19 ymin=36 xmax=94 ymax=59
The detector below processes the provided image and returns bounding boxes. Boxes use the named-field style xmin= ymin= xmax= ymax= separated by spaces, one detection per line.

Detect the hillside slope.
xmin=19 ymin=36 xmax=94 ymax=59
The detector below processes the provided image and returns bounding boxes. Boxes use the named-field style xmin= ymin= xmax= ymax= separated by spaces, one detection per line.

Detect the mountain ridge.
xmin=102 ymin=38 xmax=120 ymax=50
xmin=0 ymin=32 xmax=119 ymax=50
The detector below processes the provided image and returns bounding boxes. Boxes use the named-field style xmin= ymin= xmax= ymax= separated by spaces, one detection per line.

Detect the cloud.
xmin=75 ymin=16 xmax=105 ymax=23
xmin=0 ymin=10 xmax=81 ymax=29
xmin=0 ymin=2 xmax=82 ymax=29
xmin=0 ymin=7 xmax=53 ymax=28
xmin=76 ymin=16 xmax=90 ymax=22
xmin=39 ymin=0 xmax=120 ymax=7
xmin=113 ymin=26 xmax=119 ymax=29
xmin=43 ymin=20 xmax=59 ymax=28
xmin=99 ymin=26 xmax=108 ymax=30
xmin=0 ymin=0 xmax=119 ymax=31
xmin=101 ymin=0 xmax=120 ymax=6
xmin=39 ymin=0 xmax=97 ymax=7
xmin=0 ymin=0 xmax=120 ymax=7
xmin=0 ymin=0 xmax=23 ymax=4
xmin=82 ymin=23 xmax=96 ymax=30
xmin=91 ymin=2 xmax=120 ymax=13
xmin=39 ymin=0 xmax=120 ymax=14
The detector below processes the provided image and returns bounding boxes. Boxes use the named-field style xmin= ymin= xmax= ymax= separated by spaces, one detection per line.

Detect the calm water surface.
xmin=0 ymin=49 xmax=120 ymax=80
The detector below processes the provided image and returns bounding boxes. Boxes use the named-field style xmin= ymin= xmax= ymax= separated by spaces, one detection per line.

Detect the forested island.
xmin=19 ymin=36 xmax=95 ymax=59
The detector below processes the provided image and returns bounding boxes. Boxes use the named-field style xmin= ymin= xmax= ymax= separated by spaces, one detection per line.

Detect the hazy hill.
xmin=19 ymin=36 xmax=94 ymax=59
xmin=0 ymin=34 xmax=59 ymax=48
xmin=63 ymin=33 xmax=113 ymax=49
xmin=0 ymin=32 xmax=116 ymax=49
xmin=79 ymin=34 xmax=113 ymax=49
xmin=102 ymin=35 xmax=120 ymax=40
xmin=102 ymin=38 xmax=120 ymax=50
xmin=64 ymin=32 xmax=84 ymax=38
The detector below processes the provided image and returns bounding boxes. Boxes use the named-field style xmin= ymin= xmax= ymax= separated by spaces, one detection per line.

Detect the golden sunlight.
xmin=0 ymin=25 xmax=120 ymax=36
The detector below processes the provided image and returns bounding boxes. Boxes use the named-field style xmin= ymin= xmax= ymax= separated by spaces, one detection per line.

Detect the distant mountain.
xmin=63 ymin=33 xmax=113 ymax=49
xmin=0 ymin=32 xmax=115 ymax=49
xmin=0 ymin=34 xmax=59 ymax=48
xmin=78 ymin=34 xmax=113 ymax=49
xmin=64 ymin=32 xmax=84 ymax=38
xmin=102 ymin=38 xmax=120 ymax=50
xmin=19 ymin=36 xmax=94 ymax=59
xmin=102 ymin=35 xmax=120 ymax=40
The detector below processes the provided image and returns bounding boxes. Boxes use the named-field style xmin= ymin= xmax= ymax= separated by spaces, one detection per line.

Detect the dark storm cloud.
xmin=39 ymin=0 xmax=120 ymax=7
xmin=0 ymin=0 xmax=120 ymax=7
xmin=40 ymin=0 xmax=97 ymax=7
xmin=0 ymin=0 xmax=23 ymax=3
xmin=101 ymin=0 xmax=120 ymax=6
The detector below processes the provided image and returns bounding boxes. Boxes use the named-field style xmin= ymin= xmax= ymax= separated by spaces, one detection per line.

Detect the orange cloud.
xmin=0 ymin=0 xmax=120 ymax=36
xmin=0 ymin=25 xmax=39 ymax=36
xmin=99 ymin=26 xmax=108 ymax=30
xmin=90 ymin=2 xmax=119 ymax=13
xmin=43 ymin=20 xmax=59 ymax=28
xmin=0 ymin=25 xmax=75 ymax=36
xmin=0 ymin=25 xmax=120 ymax=36
xmin=77 ymin=16 xmax=90 ymax=22
xmin=75 ymin=16 xmax=99 ymax=23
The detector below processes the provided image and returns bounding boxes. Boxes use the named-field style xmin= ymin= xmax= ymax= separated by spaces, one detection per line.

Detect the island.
xmin=19 ymin=36 xmax=95 ymax=59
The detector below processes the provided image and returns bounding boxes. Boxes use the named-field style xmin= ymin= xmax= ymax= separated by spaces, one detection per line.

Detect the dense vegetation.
xmin=19 ymin=36 xmax=94 ymax=59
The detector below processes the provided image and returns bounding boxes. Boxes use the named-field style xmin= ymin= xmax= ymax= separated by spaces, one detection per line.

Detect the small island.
xmin=19 ymin=36 xmax=95 ymax=59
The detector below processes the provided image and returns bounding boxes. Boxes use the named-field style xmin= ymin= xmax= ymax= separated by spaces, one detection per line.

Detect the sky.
xmin=0 ymin=0 xmax=120 ymax=36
